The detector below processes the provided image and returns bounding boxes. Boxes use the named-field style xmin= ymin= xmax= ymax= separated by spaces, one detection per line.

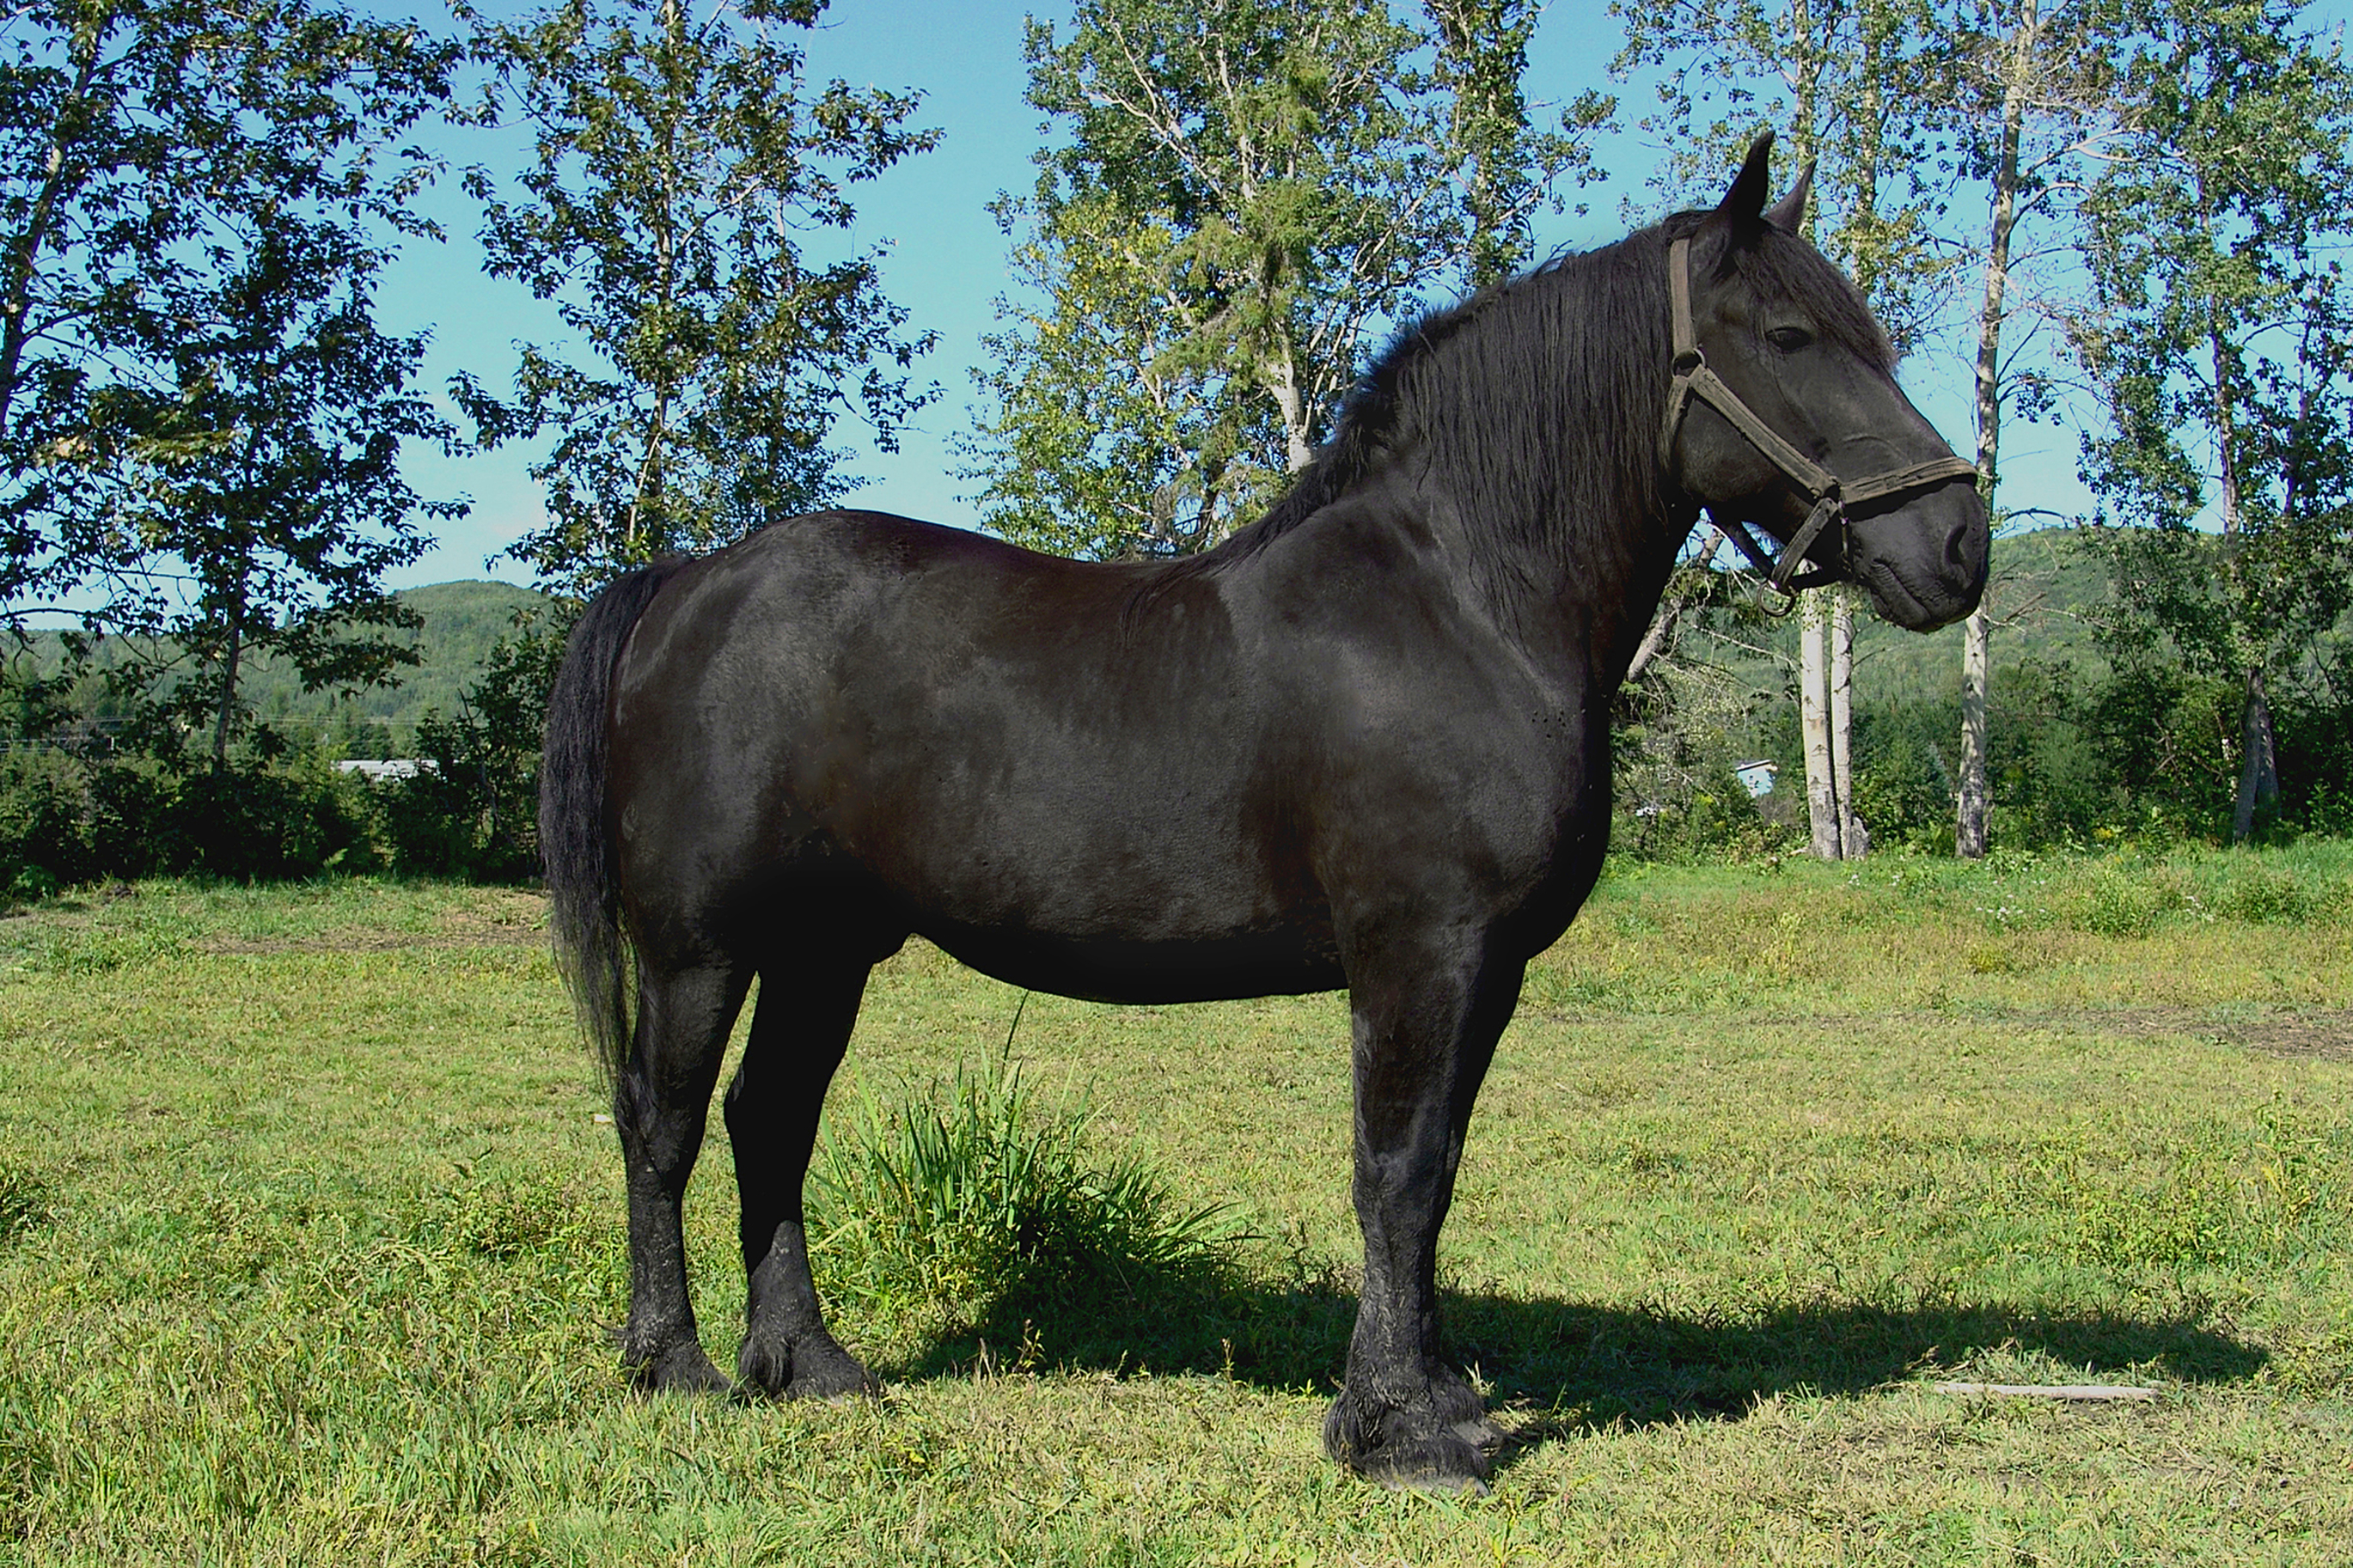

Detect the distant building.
xmin=1734 ymin=760 xmax=1777 ymax=798
xmin=335 ymin=759 xmax=430 ymax=782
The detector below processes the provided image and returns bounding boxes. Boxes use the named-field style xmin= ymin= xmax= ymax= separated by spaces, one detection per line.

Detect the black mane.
xmin=1192 ymin=210 xmax=1893 ymax=578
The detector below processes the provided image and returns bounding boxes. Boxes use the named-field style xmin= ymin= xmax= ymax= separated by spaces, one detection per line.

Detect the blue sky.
xmin=378 ymin=0 xmax=2134 ymax=588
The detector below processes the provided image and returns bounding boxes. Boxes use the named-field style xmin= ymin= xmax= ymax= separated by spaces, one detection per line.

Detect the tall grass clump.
xmin=810 ymin=1060 xmax=1239 ymax=1363
xmin=0 ymin=1162 xmax=51 ymax=1248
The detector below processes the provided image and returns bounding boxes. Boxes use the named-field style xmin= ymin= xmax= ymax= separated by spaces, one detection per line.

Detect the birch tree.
xmin=2076 ymin=0 xmax=2353 ymax=843
xmin=455 ymin=0 xmax=938 ymax=596
xmin=962 ymin=0 xmax=1607 ymax=558
xmin=1939 ymin=0 xmax=2116 ymax=857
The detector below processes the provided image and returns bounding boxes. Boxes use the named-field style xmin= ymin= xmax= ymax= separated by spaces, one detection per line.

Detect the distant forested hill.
xmin=10 ymin=580 xmax=547 ymax=757
xmin=254 ymin=581 xmax=549 ymax=753
xmin=1721 ymin=525 xmax=2108 ymax=708
xmin=1849 ymin=525 xmax=2109 ymax=702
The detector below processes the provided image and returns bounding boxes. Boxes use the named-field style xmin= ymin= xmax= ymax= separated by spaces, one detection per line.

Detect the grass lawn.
xmin=1 ymin=845 xmax=2349 ymax=1565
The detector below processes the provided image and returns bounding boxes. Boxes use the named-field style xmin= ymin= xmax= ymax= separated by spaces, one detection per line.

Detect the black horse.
xmin=540 ymin=136 xmax=1987 ymax=1491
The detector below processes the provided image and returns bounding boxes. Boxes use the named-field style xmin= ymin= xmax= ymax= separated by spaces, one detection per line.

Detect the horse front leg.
xmin=1324 ymin=927 xmax=1524 ymax=1491
xmin=614 ymin=956 xmax=749 ymax=1394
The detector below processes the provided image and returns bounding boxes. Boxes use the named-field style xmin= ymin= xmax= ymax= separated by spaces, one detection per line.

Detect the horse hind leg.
xmin=725 ymin=938 xmax=886 ymax=1400
xmin=614 ymin=955 xmax=749 ymax=1394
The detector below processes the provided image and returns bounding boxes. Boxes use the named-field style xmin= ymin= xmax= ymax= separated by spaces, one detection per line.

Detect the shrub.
xmin=0 ymin=750 xmax=380 ymax=898
xmin=156 ymin=761 xmax=382 ymax=880
xmin=1849 ymin=699 xmax=1960 ymax=851
xmin=0 ymin=753 xmax=88 ymax=898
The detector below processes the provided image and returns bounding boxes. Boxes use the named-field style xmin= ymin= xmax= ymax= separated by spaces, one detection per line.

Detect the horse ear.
xmin=1764 ymin=160 xmax=1814 ymax=233
xmin=1718 ymin=131 xmax=1775 ymax=224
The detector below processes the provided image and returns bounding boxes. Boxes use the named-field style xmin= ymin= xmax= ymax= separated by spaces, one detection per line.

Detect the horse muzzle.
xmin=1844 ymin=479 xmax=1989 ymax=631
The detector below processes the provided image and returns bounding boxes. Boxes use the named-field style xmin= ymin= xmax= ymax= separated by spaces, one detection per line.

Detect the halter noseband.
xmin=1656 ymin=235 xmax=1978 ymax=600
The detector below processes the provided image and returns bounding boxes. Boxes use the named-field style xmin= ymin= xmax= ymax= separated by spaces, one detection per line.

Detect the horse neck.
xmin=1479 ymin=497 xmax=1688 ymax=705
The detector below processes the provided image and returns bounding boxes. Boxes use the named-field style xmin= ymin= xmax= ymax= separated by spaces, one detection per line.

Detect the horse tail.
xmin=540 ymin=558 xmax=688 ymax=1089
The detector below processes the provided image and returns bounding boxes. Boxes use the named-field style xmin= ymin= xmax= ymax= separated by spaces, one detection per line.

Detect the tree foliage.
xmin=455 ymin=0 xmax=939 ymax=596
xmin=960 ymin=0 xmax=1608 ymax=560
xmin=2076 ymin=0 xmax=2353 ymax=839
xmin=0 ymin=0 xmax=462 ymax=763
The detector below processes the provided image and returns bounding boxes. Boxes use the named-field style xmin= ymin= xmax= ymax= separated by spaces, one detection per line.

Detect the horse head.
xmin=1662 ymin=133 xmax=1989 ymax=631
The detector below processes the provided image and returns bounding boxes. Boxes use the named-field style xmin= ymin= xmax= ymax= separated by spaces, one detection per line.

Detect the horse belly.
xmin=920 ymin=918 xmax=1344 ymax=1005
xmin=842 ymin=740 xmax=1342 ymax=1004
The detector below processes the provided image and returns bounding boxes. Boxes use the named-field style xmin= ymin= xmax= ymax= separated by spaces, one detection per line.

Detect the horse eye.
xmin=1767 ymin=326 xmax=1814 ymax=353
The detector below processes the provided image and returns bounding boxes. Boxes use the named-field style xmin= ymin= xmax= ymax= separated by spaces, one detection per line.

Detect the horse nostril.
xmin=1943 ymin=503 xmax=1991 ymax=601
xmin=1947 ymin=510 xmax=1986 ymax=571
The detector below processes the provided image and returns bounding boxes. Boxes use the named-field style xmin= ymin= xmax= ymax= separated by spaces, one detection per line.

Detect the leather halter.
xmin=1657 ymin=235 xmax=1979 ymax=598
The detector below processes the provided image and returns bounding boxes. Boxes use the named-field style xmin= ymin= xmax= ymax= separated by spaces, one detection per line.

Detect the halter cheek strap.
xmin=1658 ymin=236 xmax=1978 ymax=599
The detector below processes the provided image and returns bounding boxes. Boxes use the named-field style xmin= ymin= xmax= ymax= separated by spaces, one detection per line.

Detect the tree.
xmin=1616 ymin=0 xmax=1960 ymax=860
xmin=2076 ymin=0 xmax=2353 ymax=842
xmin=97 ymin=214 xmax=463 ymax=766
xmin=0 ymin=0 xmax=463 ymax=761
xmin=1936 ymin=0 xmax=2118 ymax=857
xmin=961 ymin=0 xmax=1607 ymax=559
xmin=455 ymin=0 xmax=939 ymax=597
xmin=962 ymin=193 xmax=1272 ymax=560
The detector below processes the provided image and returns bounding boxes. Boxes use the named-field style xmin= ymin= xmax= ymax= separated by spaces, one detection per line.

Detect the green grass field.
xmin=2 ymin=846 xmax=2350 ymax=1565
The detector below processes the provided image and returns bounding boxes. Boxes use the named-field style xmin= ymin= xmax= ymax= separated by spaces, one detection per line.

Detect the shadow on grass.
xmin=871 ymin=1257 xmax=2266 ymax=1456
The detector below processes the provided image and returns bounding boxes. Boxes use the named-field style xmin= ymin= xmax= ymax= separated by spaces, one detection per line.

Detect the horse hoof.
xmin=785 ymin=1345 xmax=876 ymax=1403
xmin=738 ymin=1332 xmax=875 ymax=1402
xmin=627 ymin=1340 xmax=734 ymax=1396
xmin=1324 ymin=1376 xmax=1504 ymax=1492
xmin=1452 ymin=1415 xmax=1507 ymax=1455
xmin=1358 ymin=1429 xmax=1495 ymax=1495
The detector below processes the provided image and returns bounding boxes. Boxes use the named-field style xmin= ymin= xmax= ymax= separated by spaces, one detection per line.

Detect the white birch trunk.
xmin=1956 ymin=606 xmax=1991 ymax=857
xmin=1267 ymin=345 xmax=1315 ymax=474
xmin=1830 ymin=586 xmax=1859 ymax=857
xmin=1958 ymin=0 xmax=2033 ymax=858
xmin=1800 ymin=588 xmax=1842 ymax=859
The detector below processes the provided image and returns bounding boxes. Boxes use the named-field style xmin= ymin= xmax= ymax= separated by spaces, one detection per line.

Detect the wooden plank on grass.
xmin=1931 ymin=1382 xmax=2158 ymax=1401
